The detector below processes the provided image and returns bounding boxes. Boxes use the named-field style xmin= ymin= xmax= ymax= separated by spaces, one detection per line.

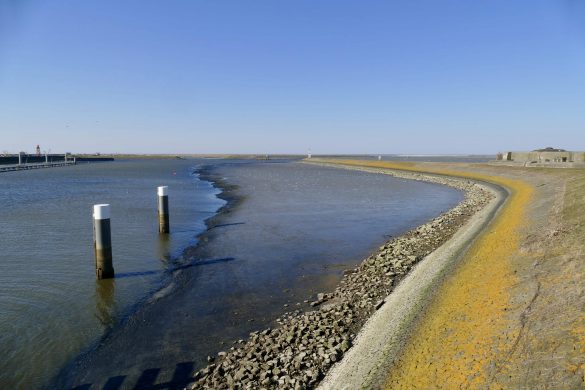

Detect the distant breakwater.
xmin=0 ymin=161 xmax=76 ymax=173
xmin=0 ymin=155 xmax=114 ymax=165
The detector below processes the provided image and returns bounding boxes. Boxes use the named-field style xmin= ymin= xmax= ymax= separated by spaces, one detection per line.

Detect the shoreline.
xmin=184 ymin=164 xmax=245 ymax=258
xmin=187 ymin=161 xmax=497 ymax=389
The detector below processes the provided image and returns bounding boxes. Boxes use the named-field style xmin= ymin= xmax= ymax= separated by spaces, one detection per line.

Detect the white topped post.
xmin=93 ymin=204 xmax=114 ymax=279
xmin=157 ymin=186 xmax=170 ymax=234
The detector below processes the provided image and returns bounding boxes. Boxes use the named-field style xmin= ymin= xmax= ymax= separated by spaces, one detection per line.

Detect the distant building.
xmin=495 ymin=147 xmax=585 ymax=166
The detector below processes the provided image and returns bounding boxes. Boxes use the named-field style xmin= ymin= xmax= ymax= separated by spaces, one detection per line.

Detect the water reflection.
xmin=95 ymin=279 xmax=116 ymax=328
xmin=157 ymin=234 xmax=171 ymax=264
xmin=0 ymin=158 xmax=225 ymax=389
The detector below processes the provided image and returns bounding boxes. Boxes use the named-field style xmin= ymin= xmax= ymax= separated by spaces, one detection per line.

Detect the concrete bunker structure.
xmin=494 ymin=147 xmax=585 ymax=167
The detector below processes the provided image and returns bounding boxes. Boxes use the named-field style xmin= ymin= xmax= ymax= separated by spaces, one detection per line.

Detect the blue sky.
xmin=1 ymin=0 xmax=584 ymax=154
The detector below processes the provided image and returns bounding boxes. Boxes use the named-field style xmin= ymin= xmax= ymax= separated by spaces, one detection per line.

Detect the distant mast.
xmin=36 ymin=145 xmax=41 ymax=156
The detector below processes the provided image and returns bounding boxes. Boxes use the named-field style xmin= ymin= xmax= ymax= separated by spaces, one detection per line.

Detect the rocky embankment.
xmin=187 ymin=167 xmax=494 ymax=389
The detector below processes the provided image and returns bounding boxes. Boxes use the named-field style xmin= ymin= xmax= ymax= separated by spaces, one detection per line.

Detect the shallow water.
xmin=0 ymin=159 xmax=224 ymax=389
xmin=56 ymin=160 xmax=464 ymax=389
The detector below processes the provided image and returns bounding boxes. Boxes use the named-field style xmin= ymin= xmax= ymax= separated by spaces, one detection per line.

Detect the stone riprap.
xmin=187 ymin=165 xmax=494 ymax=389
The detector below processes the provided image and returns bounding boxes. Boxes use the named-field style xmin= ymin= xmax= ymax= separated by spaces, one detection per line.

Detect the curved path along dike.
xmin=317 ymin=162 xmax=507 ymax=390
xmin=318 ymin=160 xmax=585 ymax=389
xmin=187 ymin=159 xmax=585 ymax=389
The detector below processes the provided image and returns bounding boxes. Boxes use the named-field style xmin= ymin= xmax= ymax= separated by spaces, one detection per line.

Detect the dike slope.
xmin=311 ymin=159 xmax=533 ymax=389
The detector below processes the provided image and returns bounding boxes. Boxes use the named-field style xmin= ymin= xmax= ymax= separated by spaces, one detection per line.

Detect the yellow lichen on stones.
xmin=312 ymin=159 xmax=534 ymax=389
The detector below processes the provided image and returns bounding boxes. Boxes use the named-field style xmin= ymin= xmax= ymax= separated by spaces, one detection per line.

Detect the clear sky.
xmin=1 ymin=1 xmax=584 ymax=154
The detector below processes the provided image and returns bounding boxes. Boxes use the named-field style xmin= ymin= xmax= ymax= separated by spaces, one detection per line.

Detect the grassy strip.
xmin=559 ymin=170 xmax=585 ymax=379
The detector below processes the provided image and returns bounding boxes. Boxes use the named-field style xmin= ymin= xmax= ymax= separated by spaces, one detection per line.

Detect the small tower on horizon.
xmin=36 ymin=145 xmax=41 ymax=156
xmin=308 ymin=149 xmax=312 ymax=159
xmin=378 ymin=155 xmax=382 ymax=161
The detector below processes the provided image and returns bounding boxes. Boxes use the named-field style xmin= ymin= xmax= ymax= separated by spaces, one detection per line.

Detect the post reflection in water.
xmin=156 ymin=234 xmax=172 ymax=264
xmin=95 ymin=279 xmax=116 ymax=328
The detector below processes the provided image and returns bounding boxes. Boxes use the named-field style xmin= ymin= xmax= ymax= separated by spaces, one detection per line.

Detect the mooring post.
xmin=18 ymin=152 xmax=24 ymax=165
xmin=45 ymin=153 xmax=48 ymax=164
xmin=93 ymin=204 xmax=114 ymax=279
xmin=157 ymin=186 xmax=170 ymax=234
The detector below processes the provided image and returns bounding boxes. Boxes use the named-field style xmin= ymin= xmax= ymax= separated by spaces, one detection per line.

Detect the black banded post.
xmin=93 ymin=204 xmax=114 ymax=279
xmin=158 ymin=186 xmax=170 ymax=234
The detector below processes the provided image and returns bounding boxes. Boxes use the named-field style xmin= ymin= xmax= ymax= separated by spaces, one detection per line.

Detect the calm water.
xmin=57 ymin=160 xmax=463 ymax=389
xmin=0 ymin=159 xmax=224 ymax=389
xmin=0 ymin=159 xmax=463 ymax=389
